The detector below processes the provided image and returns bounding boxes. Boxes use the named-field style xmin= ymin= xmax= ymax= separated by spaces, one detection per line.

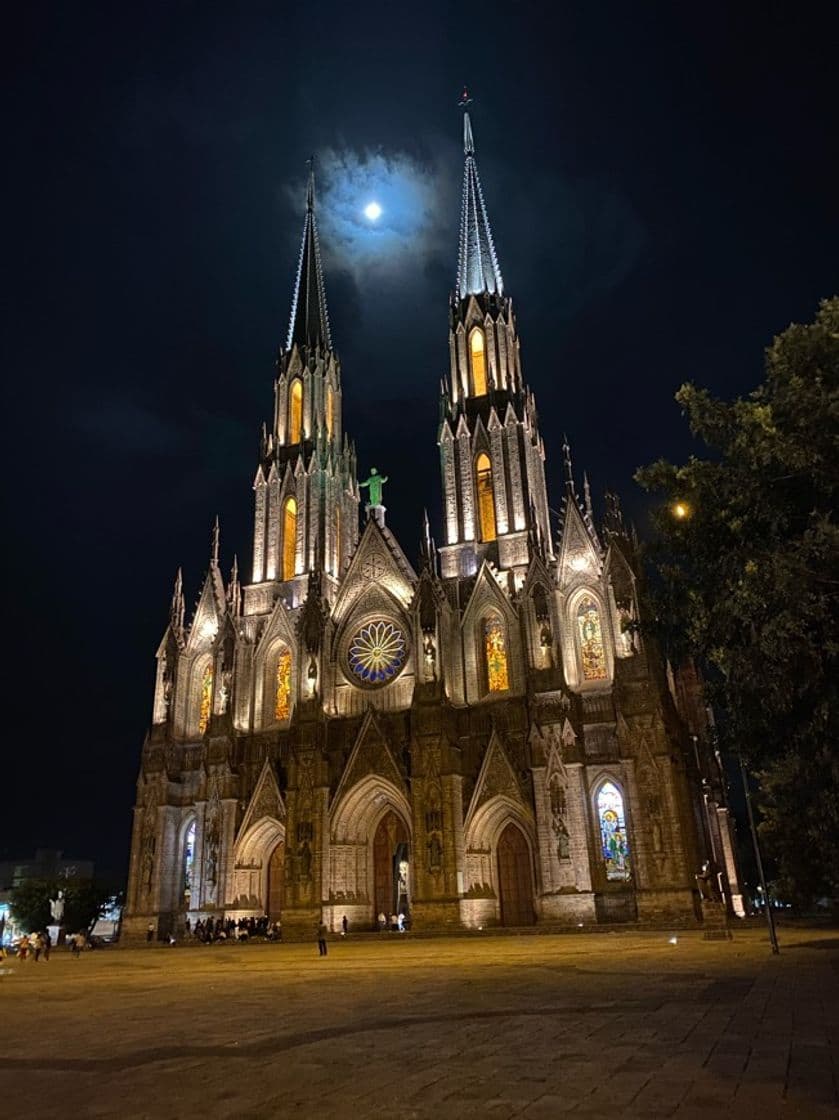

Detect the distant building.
xmin=0 ymin=849 xmax=95 ymax=945
xmin=0 ymin=849 xmax=94 ymax=890
xmin=123 ymin=107 xmax=741 ymax=942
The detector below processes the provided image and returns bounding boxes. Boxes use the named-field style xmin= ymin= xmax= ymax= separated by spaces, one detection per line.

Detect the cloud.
xmin=305 ymin=146 xmax=457 ymax=282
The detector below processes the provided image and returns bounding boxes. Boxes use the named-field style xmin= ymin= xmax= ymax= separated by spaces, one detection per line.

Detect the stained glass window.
xmin=183 ymin=820 xmax=196 ymax=905
xmin=485 ymin=617 xmax=510 ymax=693
xmin=198 ymin=662 xmax=213 ymax=734
xmin=282 ymin=497 xmax=297 ymax=581
xmin=470 ymin=328 xmax=487 ymax=396
xmin=348 ymin=620 xmax=406 ymax=685
xmin=275 ymin=646 xmax=292 ymax=721
xmin=576 ymin=596 xmax=607 ymax=681
xmin=476 ymin=453 xmax=497 ymax=542
xmin=597 ymin=781 xmax=630 ymax=881
xmin=288 ymin=379 xmax=303 ymax=443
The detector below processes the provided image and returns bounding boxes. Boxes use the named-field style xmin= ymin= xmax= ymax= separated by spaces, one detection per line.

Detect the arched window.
xmin=326 ymin=385 xmax=335 ymax=438
xmin=274 ymin=646 xmax=292 ymax=721
xmin=288 ymin=379 xmax=303 ymax=444
xmin=484 ymin=617 xmax=510 ymax=693
xmin=470 ymin=328 xmax=487 ymax=396
xmin=576 ymin=596 xmax=607 ymax=681
xmin=597 ymin=782 xmax=630 ymax=881
xmin=282 ymin=497 xmax=297 ymax=580
xmin=182 ymin=820 xmax=196 ymax=907
xmin=476 ymin=453 xmax=497 ymax=542
xmin=198 ymin=662 xmax=213 ymax=734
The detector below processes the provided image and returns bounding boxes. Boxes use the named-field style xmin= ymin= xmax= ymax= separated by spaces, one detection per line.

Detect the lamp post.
xmin=738 ymin=749 xmax=780 ymax=955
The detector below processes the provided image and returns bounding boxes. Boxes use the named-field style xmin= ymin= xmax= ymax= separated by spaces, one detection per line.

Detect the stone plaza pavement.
xmin=1 ymin=925 xmax=837 ymax=1119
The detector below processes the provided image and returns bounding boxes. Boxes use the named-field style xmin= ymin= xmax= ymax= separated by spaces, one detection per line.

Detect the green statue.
xmin=360 ymin=467 xmax=388 ymax=507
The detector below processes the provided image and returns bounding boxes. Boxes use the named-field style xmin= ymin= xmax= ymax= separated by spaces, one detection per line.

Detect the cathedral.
xmin=123 ymin=109 xmax=741 ymax=941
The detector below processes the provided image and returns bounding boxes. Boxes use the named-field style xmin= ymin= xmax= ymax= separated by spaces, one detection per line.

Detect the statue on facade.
xmin=423 ymin=631 xmax=436 ymax=680
xmin=219 ymin=668 xmax=232 ymax=713
xmin=49 ymin=890 xmax=65 ymax=923
xmin=427 ymin=833 xmax=443 ymax=872
xmin=695 ymin=861 xmax=720 ymax=902
xmin=359 ymin=467 xmax=388 ymax=508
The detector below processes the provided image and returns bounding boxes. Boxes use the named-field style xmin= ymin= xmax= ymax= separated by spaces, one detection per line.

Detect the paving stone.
xmin=0 ymin=926 xmax=837 ymax=1118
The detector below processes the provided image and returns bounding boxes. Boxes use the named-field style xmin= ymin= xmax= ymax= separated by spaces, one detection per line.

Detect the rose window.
xmin=348 ymin=620 xmax=407 ymax=685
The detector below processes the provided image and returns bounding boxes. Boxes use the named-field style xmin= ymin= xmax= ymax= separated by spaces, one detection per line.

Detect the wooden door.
xmin=266 ymin=841 xmax=285 ymax=921
xmin=497 ymin=823 xmax=534 ymax=926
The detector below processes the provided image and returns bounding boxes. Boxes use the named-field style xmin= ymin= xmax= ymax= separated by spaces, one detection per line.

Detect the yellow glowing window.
xmin=288 ymin=379 xmax=303 ymax=443
xmin=275 ymin=647 xmax=292 ymax=721
xmin=282 ymin=497 xmax=297 ymax=580
xmin=470 ymin=329 xmax=487 ymax=396
xmin=485 ymin=618 xmax=509 ymax=693
xmin=326 ymin=386 xmax=334 ymax=438
xmin=476 ymin=453 xmax=496 ymax=542
xmin=198 ymin=662 xmax=213 ymax=734
xmin=577 ymin=596 xmax=607 ymax=681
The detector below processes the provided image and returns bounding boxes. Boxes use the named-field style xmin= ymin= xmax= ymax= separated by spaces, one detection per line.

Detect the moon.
xmin=364 ymin=201 xmax=382 ymax=221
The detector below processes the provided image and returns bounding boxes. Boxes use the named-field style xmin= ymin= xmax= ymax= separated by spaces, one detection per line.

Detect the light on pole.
xmin=738 ymin=749 xmax=780 ymax=955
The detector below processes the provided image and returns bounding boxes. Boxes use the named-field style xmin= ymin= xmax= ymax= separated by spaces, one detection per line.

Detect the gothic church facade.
xmin=124 ymin=111 xmax=738 ymax=940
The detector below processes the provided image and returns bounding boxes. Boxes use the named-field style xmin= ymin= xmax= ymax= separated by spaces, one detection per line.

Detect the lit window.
xmin=198 ymin=663 xmax=213 ymax=734
xmin=485 ymin=617 xmax=509 ymax=693
xmin=288 ymin=379 xmax=303 ymax=443
xmin=576 ymin=596 xmax=607 ymax=681
xmin=275 ymin=646 xmax=292 ymax=721
xmin=476 ymin=453 xmax=496 ymax=542
xmin=597 ymin=782 xmax=630 ymax=881
xmin=183 ymin=820 xmax=196 ymax=905
xmin=282 ymin=497 xmax=297 ymax=580
xmin=326 ymin=385 xmax=334 ymax=438
xmin=470 ymin=329 xmax=487 ymax=396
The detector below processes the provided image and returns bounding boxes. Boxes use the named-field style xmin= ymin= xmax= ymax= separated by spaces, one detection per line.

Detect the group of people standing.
xmin=377 ymin=912 xmax=407 ymax=932
xmin=2 ymin=930 xmax=87 ymax=960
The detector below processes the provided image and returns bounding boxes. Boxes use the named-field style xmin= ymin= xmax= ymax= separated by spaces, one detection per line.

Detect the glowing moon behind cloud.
xmin=364 ymin=201 xmax=382 ymax=221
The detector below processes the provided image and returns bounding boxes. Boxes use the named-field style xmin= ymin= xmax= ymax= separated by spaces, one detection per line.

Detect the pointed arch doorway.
xmin=373 ymin=811 xmax=410 ymax=926
xmin=497 ymin=822 xmax=534 ymax=927
xmin=266 ymin=841 xmax=285 ymax=922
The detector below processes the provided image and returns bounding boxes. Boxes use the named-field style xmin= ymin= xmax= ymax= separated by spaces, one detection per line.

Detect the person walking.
xmin=70 ymin=933 xmax=82 ymax=958
xmin=42 ymin=930 xmax=51 ymax=961
xmin=341 ymin=914 xmax=348 ymax=937
xmin=317 ymin=920 xmax=328 ymax=957
xmin=146 ymin=922 xmax=154 ymax=943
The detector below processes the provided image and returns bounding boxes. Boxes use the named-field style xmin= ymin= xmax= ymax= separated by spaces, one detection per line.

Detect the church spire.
xmin=456 ymin=93 xmax=504 ymax=299
xmin=286 ymin=160 xmax=332 ymax=352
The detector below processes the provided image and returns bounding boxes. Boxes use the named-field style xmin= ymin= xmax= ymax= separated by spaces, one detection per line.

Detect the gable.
xmin=236 ymin=757 xmax=286 ymax=841
xmin=465 ymin=731 xmax=527 ymax=826
xmin=331 ymin=709 xmax=407 ymax=807
xmin=557 ymin=501 xmax=602 ymax=590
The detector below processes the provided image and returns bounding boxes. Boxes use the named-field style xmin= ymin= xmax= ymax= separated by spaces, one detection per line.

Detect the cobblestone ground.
xmin=1 ymin=925 xmax=837 ymax=1119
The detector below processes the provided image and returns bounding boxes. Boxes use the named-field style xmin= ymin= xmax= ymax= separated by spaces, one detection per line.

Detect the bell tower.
xmin=438 ymin=102 xmax=553 ymax=582
xmin=250 ymin=165 xmax=359 ymax=606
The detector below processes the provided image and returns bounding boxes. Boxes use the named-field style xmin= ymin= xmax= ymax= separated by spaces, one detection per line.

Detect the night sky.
xmin=4 ymin=2 xmax=837 ymax=879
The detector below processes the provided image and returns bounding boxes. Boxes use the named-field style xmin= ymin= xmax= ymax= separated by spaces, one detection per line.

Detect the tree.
xmin=9 ymin=879 xmax=52 ymax=932
xmin=635 ymin=297 xmax=839 ymax=903
xmin=10 ymin=878 xmax=113 ymax=935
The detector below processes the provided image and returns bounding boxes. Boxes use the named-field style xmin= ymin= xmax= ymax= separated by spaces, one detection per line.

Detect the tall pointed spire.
xmin=456 ymin=92 xmax=504 ymax=299
xmin=211 ymin=515 xmax=220 ymax=567
xmin=286 ymin=159 xmax=332 ymax=352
